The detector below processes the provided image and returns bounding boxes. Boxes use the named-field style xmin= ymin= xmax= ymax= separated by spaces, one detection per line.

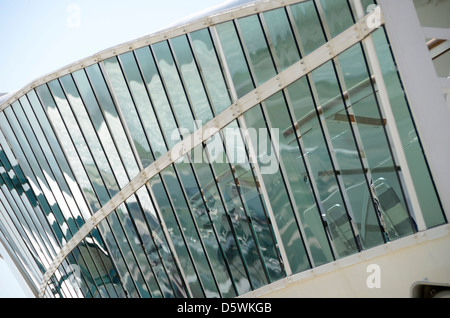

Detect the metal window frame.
xmin=37 ymin=10 xmax=379 ymax=298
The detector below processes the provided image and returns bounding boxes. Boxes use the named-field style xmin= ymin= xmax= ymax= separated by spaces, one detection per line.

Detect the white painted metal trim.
xmin=377 ymin=0 xmax=450 ymax=223
xmin=240 ymin=223 xmax=450 ymax=298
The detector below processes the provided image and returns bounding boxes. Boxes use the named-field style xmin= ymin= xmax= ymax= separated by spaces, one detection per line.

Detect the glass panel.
xmin=319 ymin=0 xmax=354 ymax=38
xmin=27 ymin=90 xmax=93 ymax=221
xmin=174 ymin=154 xmax=236 ymax=297
xmin=36 ymin=83 xmax=141 ymax=297
xmin=190 ymin=144 xmax=250 ymax=295
xmin=237 ymin=15 xmax=276 ymax=85
xmin=337 ymin=44 xmax=415 ymax=240
xmin=117 ymin=52 xmax=168 ymax=158
xmin=203 ymin=130 xmax=274 ymax=290
xmin=190 ymin=29 xmax=232 ymax=114
xmin=59 ymin=75 xmax=124 ymax=194
xmin=114 ymin=203 xmax=161 ymax=298
xmin=135 ymin=187 xmax=188 ymax=298
xmin=263 ymin=92 xmax=334 ymax=266
xmin=134 ymin=46 xmax=180 ymax=151
xmin=289 ymin=0 xmax=327 ymax=55
xmin=170 ymin=35 xmax=213 ymax=124
xmin=215 ymin=21 xmax=254 ymax=98
xmin=152 ymin=41 xmax=195 ymax=135
xmin=242 ymin=107 xmax=310 ymax=273
xmin=102 ymin=57 xmax=154 ymax=167
xmin=263 ymin=8 xmax=300 ymax=71
xmin=84 ymin=64 xmax=140 ymax=179
xmin=286 ymin=76 xmax=359 ymax=258
xmin=220 ymin=126 xmax=285 ymax=283
xmin=311 ymin=61 xmax=385 ymax=249
xmin=159 ymin=165 xmax=219 ymax=298
xmin=148 ymin=174 xmax=204 ymax=298
xmin=372 ymin=28 xmax=446 ymax=228
xmin=71 ymin=70 xmax=130 ymax=188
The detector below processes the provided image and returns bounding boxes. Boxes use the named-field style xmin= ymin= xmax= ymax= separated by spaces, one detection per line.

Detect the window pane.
xmin=263 ymin=8 xmax=300 ymax=71
xmin=102 ymin=57 xmax=154 ymax=167
xmin=170 ymin=35 xmax=213 ymax=123
xmin=337 ymin=44 xmax=415 ymax=240
xmin=190 ymin=29 xmax=231 ymax=114
xmin=289 ymin=1 xmax=326 ymax=55
xmin=287 ymin=77 xmax=359 ymax=258
xmin=215 ymin=21 xmax=254 ymax=98
xmin=237 ymin=15 xmax=276 ymax=85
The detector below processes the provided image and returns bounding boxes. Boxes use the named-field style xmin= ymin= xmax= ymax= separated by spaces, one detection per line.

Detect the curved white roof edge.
xmin=0 ymin=0 xmax=273 ymax=111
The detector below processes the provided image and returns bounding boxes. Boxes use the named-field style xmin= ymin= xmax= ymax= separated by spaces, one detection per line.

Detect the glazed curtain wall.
xmin=0 ymin=0 xmax=446 ymax=298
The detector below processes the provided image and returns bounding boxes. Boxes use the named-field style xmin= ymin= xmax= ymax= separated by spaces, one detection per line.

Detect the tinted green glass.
xmin=319 ymin=0 xmax=354 ymax=38
xmin=263 ymin=8 xmax=300 ymax=71
xmin=215 ymin=21 xmax=254 ymax=98
xmin=134 ymin=46 xmax=180 ymax=151
xmin=289 ymin=0 xmax=326 ymax=55
xmin=372 ymin=28 xmax=445 ymax=228
xmin=237 ymin=15 xmax=276 ymax=85
xmin=337 ymin=44 xmax=415 ymax=240
xmin=286 ymin=77 xmax=359 ymax=258
xmin=311 ymin=61 xmax=385 ymax=248
xmin=148 ymin=174 xmax=205 ymax=298
xmin=243 ymin=107 xmax=310 ymax=273
xmin=135 ymin=187 xmax=188 ymax=298
xmin=152 ymin=41 xmax=195 ymax=135
xmin=102 ymin=57 xmax=154 ymax=167
xmin=84 ymin=64 xmax=140 ymax=179
xmin=190 ymin=29 xmax=231 ymax=114
xmin=191 ymin=144 xmax=250 ymax=295
xmin=220 ymin=123 xmax=284 ymax=282
xmin=118 ymin=52 xmax=168 ymax=158
xmin=171 ymin=35 xmax=213 ymax=123
xmin=174 ymin=155 xmax=236 ymax=297
xmin=263 ymin=92 xmax=334 ymax=266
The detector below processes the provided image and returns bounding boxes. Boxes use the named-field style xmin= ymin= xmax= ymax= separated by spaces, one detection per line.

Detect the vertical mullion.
xmin=290 ymin=2 xmax=363 ymax=251
xmin=26 ymin=89 xmax=124 ymax=298
xmin=234 ymin=14 xmax=315 ymax=269
xmin=7 ymin=102 xmax=105 ymax=297
xmin=210 ymin=23 xmax=293 ymax=277
xmin=57 ymin=76 xmax=156 ymax=298
xmin=169 ymin=36 xmax=265 ymax=293
xmin=141 ymin=43 xmax=224 ymax=297
xmin=118 ymin=49 xmax=202 ymax=298
xmin=186 ymin=30 xmax=284 ymax=285
xmin=36 ymin=84 xmax=142 ymax=298
xmin=94 ymin=61 xmax=178 ymax=296
xmin=349 ymin=0 xmax=427 ymax=231
xmin=0 ymin=112 xmax=60 ymax=269
xmin=314 ymin=0 xmax=389 ymax=242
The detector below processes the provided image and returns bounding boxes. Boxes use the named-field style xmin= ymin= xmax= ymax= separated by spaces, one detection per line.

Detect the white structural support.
xmin=37 ymin=12 xmax=381 ymax=297
xmin=241 ymin=223 xmax=450 ymax=298
xmin=351 ymin=0 xmax=427 ymax=231
xmin=377 ymin=0 xmax=450 ymax=223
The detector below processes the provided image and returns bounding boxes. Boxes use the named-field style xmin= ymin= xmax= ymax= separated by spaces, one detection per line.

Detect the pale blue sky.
xmin=0 ymin=0 xmax=231 ymax=298
xmin=0 ymin=0 xmax=232 ymax=94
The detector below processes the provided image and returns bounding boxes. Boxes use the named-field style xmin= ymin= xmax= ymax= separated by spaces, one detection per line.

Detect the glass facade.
xmin=0 ymin=0 xmax=446 ymax=298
